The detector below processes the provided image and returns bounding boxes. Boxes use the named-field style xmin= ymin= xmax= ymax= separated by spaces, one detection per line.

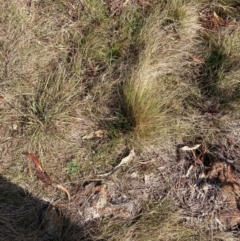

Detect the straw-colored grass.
xmin=1 ymin=0 xmax=240 ymax=240
xmin=123 ymin=0 xmax=201 ymax=140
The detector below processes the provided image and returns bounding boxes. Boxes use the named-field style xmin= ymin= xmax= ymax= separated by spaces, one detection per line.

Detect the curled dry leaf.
xmin=82 ymin=132 xmax=95 ymax=140
xmin=82 ymin=130 xmax=108 ymax=140
xmin=191 ymin=56 xmax=204 ymax=63
xmin=181 ymin=144 xmax=201 ymax=151
xmin=54 ymin=184 xmax=71 ymax=201
xmin=210 ymin=16 xmax=219 ymax=31
xmin=23 ymin=153 xmax=71 ymax=201
xmin=95 ymin=130 xmax=108 ymax=138
xmin=114 ymin=149 xmax=135 ymax=169
xmin=98 ymin=149 xmax=136 ymax=177
xmin=185 ymin=165 xmax=194 ymax=178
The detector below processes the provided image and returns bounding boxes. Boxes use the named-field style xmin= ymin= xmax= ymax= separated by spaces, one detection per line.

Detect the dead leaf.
xmin=213 ymin=11 xmax=227 ymax=26
xmin=94 ymin=130 xmax=108 ymax=138
xmin=23 ymin=153 xmax=43 ymax=171
xmin=210 ymin=16 xmax=219 ymax=31
xmin=82 ymin=132 xmax=95 ymax=140
xmin=36 ymin=167 xmax=52 ymax=185
xmin=97 ymin=149 xmax=136 ymax=177
xmin=0 ymin=95 xmax=4 ymax=99
xmin=55 ymin=184 xmax=71 ymax=201
xmin=114 ymin=149 xmax=135 ymax=168
xmin=23 ymin=153 xmax=71 ymax=201
xmin=23 ymin=153 xmax=52 ymax=185
xmin=185 ymin=165 xmax=194 ymax=177
xmin=181 ymin=144 xmax=201 ymax=151
xmin=82 ymin=130 xmax=108 ymax=140
xmin=191 ymin=56 xmax=204 ymax=63
xmin=144 ymin=173 xmax=154 ymax=185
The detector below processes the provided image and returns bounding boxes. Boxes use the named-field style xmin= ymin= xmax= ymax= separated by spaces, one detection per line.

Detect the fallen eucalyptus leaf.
xmin=98 ymin=149 xmax=136 ymax=177
xmin=23 ymin=153 xmax=71 ymax=201
xmin=181 ymin=144 xmax=201 ymax=151
xmin=94 ymin=130 xmax=108 ymax=138
xmin=36 ymin=168 xmax=52 ymax=185
xmin=185 ymin=165 xmax=194 ymax=177
xmin=23 ymin=153 xmax=52 ymax=185
xmin=82 ymin=132 xmax=95 ymax=140
xmin=191 ymin=56 xmax=203 ymax=63
xmin=82 ymin=130 xmax=108 ymax=140
xmin=55 ymin=184 xmax=71 ymax=201
xmin=23 ymin=153 xmax=43 ymax=171
xmin=114 ymin=149 xmax=135 ymax=169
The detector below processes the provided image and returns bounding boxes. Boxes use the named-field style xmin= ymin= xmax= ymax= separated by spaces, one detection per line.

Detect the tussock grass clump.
xmin=124 ymin=76 xmax=184 ymax=139
xmin=201 ymin=28 xmax=240 ymax=106
xmin=164 ymin=0 xmax=188 ymax=24
xmin=123 ymin=1 xmax=201 ymax=140
xmin=18 ymin=71 xmax=81 ymax=144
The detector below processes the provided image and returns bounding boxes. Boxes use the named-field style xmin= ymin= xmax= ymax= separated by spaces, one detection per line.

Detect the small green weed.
xmin=67 ymin=159 xmax=80 ymax=175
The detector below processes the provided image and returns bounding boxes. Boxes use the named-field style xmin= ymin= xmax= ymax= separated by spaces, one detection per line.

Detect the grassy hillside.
xmin=1 ymin=0 xmax=240 ymax=240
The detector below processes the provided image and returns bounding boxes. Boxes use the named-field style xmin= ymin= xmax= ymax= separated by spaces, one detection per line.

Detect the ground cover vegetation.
xmin=1 ymin=0 xmax=240 ymax=240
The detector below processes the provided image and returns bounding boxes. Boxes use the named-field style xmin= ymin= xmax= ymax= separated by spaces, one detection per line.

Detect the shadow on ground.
xmin=0 ymin=175 xmax=93 ymax=241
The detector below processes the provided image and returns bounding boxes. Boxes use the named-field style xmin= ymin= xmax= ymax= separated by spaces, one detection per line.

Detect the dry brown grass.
xmin=123 ymin=0 xmax=202 ymax=141
xmin=1 ymin=0 xmax=240 ymax=240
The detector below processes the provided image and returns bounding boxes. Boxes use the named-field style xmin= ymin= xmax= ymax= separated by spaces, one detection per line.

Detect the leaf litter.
xmin=173 ymin=138 xmax=240 ymax=229
xmin=82 ymin=129 xmax=108 ymax=140
xmin=23 ymin=153 xmax=71 ymax=201
xmin=23 ymin=139 xmax=240 ymax=230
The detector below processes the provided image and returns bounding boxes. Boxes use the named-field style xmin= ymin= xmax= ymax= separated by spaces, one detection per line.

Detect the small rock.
xmin=131 ymin=172 xmax=139 ymax=178
xmin=144 ymin=173 xmax=154 ymax=185
xmin=41 ymin=205 xmax=63 ymax=239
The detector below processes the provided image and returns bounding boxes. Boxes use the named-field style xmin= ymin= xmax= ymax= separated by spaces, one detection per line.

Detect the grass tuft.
xmin=122 ymin=0 xmax=200 ymax=141
xmin=123 ymin=76 xmax=184 ymax=140
xmin=199 ymin=10 xmax=240 ymax=109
